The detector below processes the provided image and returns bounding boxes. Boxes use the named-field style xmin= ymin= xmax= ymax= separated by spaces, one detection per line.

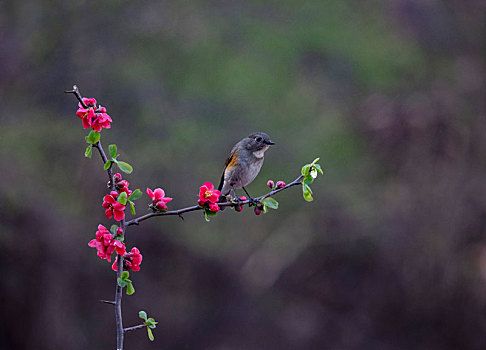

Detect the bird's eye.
xmin=255 ymin=137 xmax=262 ymax=142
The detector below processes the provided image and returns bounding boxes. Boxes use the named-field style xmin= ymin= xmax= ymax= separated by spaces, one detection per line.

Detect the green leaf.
xmin=121 ymin=271 xmax=130 ymax=280
xmin=130 ymin=201 xmax=136 ymax=215
xmin=147 ymin=327 xmax=154 ymax=341
xmin=314 ymin=163 xmax=324 ymax=174
xmin=85 ymin=145 xmax=92 ymax=158
xmin=104 ymin=160 xmax=112 ymax=170
xmin=110 ymin=225 xmax=119 ymax=235
xmin=109 ymin=144 xmax=117 ymax=159
xmin=262 ymin=204 xmax=268 ymax=214
xmin=302 ymin=183 xmax=313 ymax=202
xmin=262 ymin=197 xmax=279 ymax=210
xmin=311 ymin=157 xmax=320 ymax=165
xmin=126 ymin=282 xmax=135 ymax=295
xmin=117 ymin=161 xmax=133 ymax=174
xmin=128 ymin=189 xmax=142 ymax=201
xmin=139 ymin=311 xmax=148 ymax=321
xmin=85 ymin=130 xmax=101 ymax=144
xmin=118 ymin=192 xmax=128 ymax=205
xmin=301 ymin=164 xmax=311 ymax=176
xmin=303 ymin=176 xmax=313 ymax=185
xmin=146 ymin=318 xmax=158 ymax=328
xmin=117 ymin=278 xmax=128 ymax=288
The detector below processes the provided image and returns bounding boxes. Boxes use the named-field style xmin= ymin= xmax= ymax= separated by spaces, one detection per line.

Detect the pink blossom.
xmin=112 ymin=247 xmax=143 ymax=272
xmin=74 ymin=98 xmax=112 ymax=131
xmin=90 ymin=105 xmax=112 ymax=132
xmin=276 ymin=181 xmax=286 ymax=189
xmin=198 ymin=182 xmax=221 ymax=212
xmin=147 ymin=187 xmax=173 ymax=212
xmin=102 ymin=191 xmax=126 ymax=221
xmin=267 ymin=180 xmax=275 ymax=188
xmin=88 ymin=224 xmax=126 ymax=262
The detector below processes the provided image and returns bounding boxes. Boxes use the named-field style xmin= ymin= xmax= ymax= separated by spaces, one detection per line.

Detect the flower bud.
xmin=276 ymin=181 xmax=286 ymax=188
xmin=267 ymin=180 xmax=275 ymax=189
xmin=235 ymin=205 xmax=243 ymax=212
xmin=254 ymin=206 xmax=262 ymax=215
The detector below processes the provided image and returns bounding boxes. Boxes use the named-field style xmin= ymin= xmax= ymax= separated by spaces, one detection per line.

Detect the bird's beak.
xmin=266 ymin=140 xmax=275 ymax=145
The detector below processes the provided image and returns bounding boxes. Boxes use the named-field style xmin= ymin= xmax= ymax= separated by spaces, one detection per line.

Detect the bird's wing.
xmin=218 ymin=146 xmax=238 ymax=191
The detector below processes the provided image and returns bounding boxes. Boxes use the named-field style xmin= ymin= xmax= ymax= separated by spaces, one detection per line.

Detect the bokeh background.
xmin=1 ymin=0 xmax=485 ymax=349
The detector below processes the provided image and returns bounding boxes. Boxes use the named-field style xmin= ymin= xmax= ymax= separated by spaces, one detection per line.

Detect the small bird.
xmin=218 ymin=132 xmax=275 ymax=207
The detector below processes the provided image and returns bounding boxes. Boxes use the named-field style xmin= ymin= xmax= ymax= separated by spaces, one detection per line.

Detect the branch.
xmin=123 ymin=324 xmax=146 ymax=333
xmin=93 ymin=141 xmax=115 ymax=191
xmin=115 ymin=219 xmax=126 ymax=350
xmin=125 ymin=174 xmax=304 ymax=226
xmin=64 ymin=85 xmax=87 ymax=108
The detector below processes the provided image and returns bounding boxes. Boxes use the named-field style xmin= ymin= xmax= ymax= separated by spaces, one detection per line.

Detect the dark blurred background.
xmin=1 ymin=0 xmax=485 ymax=349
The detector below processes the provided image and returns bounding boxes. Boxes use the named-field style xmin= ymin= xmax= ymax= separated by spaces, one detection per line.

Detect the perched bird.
xmin=218 ymin=132 xmax=275 ymax=208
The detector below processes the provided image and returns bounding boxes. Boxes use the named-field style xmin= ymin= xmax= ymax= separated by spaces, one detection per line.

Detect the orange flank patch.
xmin=226 ymin=152 xmax=238 ymax=168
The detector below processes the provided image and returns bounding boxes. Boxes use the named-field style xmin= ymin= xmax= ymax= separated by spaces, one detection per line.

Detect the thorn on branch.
xmin=65 ymin=85 xmax=87 ymax=108
xmin=100 ymin=300 xmax=116 ymax=305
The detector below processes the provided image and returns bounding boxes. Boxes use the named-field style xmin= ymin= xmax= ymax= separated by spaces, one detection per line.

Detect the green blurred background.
xmin=1 ymin=0 xmax=485 ymax=349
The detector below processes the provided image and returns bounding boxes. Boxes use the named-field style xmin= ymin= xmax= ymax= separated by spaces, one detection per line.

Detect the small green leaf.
xmin=121 ymin=271 xmax=130 ymax=280
xmin=147 ymin=327 xmax=154 ymax=341
xmin=85 ymin=130 xmax=101 ymax=144
xmin=262 ymin=197 xmax=279 ymax=210
xmin=117 ymin=278 xmax=128 ymax=288
xmin=85 ymin=145 xmax=92 ymax=158
xmin=311 ymin=157 xmax=320 ymax=165
xmin=302 ymin=183 xmax=313 ymax=202
xmin=110 ymin=225 xmax=119 ymax=235
xmin=130 ymin=201 xmax=136 ymax=215
xmin=128 ymin=189 xmax=142 ymax=201
xmin=303 ymin=176 xmax=313 ymax=185
xmin=314 ymin=163 xmax=324 ymax=174
xmin=109 ymin=144 xmax=117 ymax=159
xmin=301 ymin=164 xmax=311 ymax=176
xmin=139 ymin=311 xmax=148 ymax=321
xmin=118 ymin=192 xmax=128 ymax=205
xmin=104 ymin=160 xmax=112 ymax=170
xmin=117 ymin=161 xmax=133 ymax=174
xmin=126 ymin=282 xmax=135 ymax=295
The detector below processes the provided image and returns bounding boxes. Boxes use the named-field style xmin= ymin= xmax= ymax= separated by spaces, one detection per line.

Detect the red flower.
xmin=112 ymin=247 xmax=143 ymax=272
xmin=209 ymin=202 xmax=220 ymax=213
xmin=147 ymin=187 xmax=172 ymax=211
xmin=88 ymin=224 xmax=126 ymax=262
xmin=276 ymin=181 xmax=286 ymax=189
xmin=267 ymin=180 xmax=275 ymax=189
xmin=90 ymin=105 xmax=112 ymax=132
xmin=76 ymin=98 xmax=97 ymax=129
xmin=75 ymin=98 xmax=112 ymax=131
xmin=114 ymin=173 xmax=132 ymax=196
xmin=102 ymin=191 xmax=126 ymax=221
xmin=198 ymin=182 xmax=221 ymax=212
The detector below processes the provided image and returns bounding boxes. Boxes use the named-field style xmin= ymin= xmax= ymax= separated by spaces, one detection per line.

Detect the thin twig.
xmin=93 ymin=141 xmax=115 ymax=191
xmin=123 ymin=324 xmax=146 ymax=333
xmin=64 ymin=85 xmax=87 ymax=108
xmin=125 ymin=175 xmax=304 ymax=227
